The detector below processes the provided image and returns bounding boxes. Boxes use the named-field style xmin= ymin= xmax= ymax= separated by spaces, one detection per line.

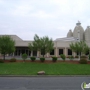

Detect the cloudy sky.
xmin=0 ymin=0 xmax=90 ymax=40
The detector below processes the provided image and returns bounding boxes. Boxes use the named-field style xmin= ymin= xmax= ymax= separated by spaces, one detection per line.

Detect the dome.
xmin=67 ymin=29 xmax=73 ymax=37
xmin=85 ymin=26 xmax=90 ymax=41
xmin=73 ymin=21 xmax=84 ymax=41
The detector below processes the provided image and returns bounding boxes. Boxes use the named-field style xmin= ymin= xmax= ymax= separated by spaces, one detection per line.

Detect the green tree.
xmin=0 ymin=36 xmax=15 ymax=60
xmin=29 ymin=34 xmax=41 ymax=57
xmin=40 ymin=36 xmax=54 ymax=57
xmin=33 ymin=34 xmax=41 ymax=57
xmin=28 ymin=34 xmax=54 ymax=57
xmin=70 ymin=41 xmax=89 ymax=58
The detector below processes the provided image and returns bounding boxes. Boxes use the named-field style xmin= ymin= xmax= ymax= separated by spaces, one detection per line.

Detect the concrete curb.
xmin=0 ymin=75 xmax=90 ymax=77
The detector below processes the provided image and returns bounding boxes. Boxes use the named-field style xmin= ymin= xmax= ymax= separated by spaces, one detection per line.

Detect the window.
xmin=68 ymin=49 xmax=72 ymax=55
xmin=59 ymin=49 xmax=63 ymax=55
xmin=33 ymin=50 xmax=37 ymax=56
xmin=50 ymin=49 xmax=54 ymax=55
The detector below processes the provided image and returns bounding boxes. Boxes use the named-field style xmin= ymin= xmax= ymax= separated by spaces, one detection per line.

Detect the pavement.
xmin=0 ymin=76 xmax=90 ymax=90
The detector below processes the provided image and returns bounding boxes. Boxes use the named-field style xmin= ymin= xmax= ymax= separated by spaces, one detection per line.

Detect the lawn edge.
xmin=0 ymin=75 xmax=90 ymax=77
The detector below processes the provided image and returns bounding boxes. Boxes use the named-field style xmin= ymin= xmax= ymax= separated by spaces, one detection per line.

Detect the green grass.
xmin=0 ymin=62 xmax=90 ymax=75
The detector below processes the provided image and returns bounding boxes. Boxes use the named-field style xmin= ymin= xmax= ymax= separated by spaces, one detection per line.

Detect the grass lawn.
xmin=0 ymin=62 xmax=90 ymax=75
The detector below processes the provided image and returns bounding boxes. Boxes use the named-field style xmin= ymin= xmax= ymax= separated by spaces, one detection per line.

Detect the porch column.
xmin=37 ymin=51 xmax=40 ymax=57
xmin=55 ymin=41 xmax=58 ymax=57
xmin=73 ymin=52 xmax=76 ymax=57
xmin=47 ymin=53 xmax=50 ymax=57
xmin=64 ymin=47 xmax=67 ymax=56
xmin=31 ymin=51 xmax=33 ymax=57
xmin=55 ymin=48 xmax=58 ymax=57
xmin=13 ymin=52 xmax=14 ymax=56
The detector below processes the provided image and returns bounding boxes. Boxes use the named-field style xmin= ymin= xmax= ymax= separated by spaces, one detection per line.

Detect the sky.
xmin=0 ymin=0 xmax=90 ymax=40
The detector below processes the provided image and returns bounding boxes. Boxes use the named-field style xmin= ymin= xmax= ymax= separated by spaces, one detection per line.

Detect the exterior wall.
xmin=85 ymin=26 xmax=90 ymax=41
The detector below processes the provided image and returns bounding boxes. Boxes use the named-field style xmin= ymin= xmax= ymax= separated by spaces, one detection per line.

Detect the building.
xmin=1 ymin=21 xmax=90 ymax=57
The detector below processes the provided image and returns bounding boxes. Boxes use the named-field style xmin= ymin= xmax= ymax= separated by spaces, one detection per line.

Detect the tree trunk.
xmin=24 ymin=59 xmax=25 ymax=62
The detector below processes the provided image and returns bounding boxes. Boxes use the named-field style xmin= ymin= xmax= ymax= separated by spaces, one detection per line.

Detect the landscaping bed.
xmin=4 ymin=59 xmax=90 ymax=64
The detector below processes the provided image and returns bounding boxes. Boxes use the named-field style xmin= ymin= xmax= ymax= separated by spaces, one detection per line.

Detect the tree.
xmin=29 ymin=34 xmax=41 ymax=57
xmin=33 ymin=34 xmax=41 ymax=57
xmin=70 ymin=41 xmax=89 ymax=58
xmin=0 ymin=36 xmax=15 ymax=60
xmin=28 ymin=34 xmax=54 ymax=57
xmin=40 ymin=36 xmax=54 ymax=57
xmin=45 ymin=37 xmax=54 ymax=55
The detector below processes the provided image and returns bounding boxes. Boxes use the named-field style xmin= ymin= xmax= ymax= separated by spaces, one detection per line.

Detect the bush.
xmin=22 ymin=53 xmax=27 ymax=62
xmin=60 ymin=54 xmax=66 ymax=61
xmin=10 ymin=58 xmax=16 ymax=62
xmin=52 ymin=57 xmax=57 ymax=62
xmin=68 ymin=56 xmax=74 ymax=61
xmin=79 ymin=59 xmax=87 ymax=64
xmin=0 ymin=59 xmax=4 ymax=63
xmin=30 ymin=57 xmax=36 ymax=62
xmin=40 ymin=57 xmax=45 ymax=62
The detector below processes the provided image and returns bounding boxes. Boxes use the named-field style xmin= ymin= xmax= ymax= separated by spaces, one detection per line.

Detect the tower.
xmin=73 ymin=21 xmax=84 ymax=41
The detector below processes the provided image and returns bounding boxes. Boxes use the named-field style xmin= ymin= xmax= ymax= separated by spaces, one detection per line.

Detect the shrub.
xmin=79 ymin=59 xmax=87 ymax=64
xmin=60 ymin=54 xmax=66 ymax=61
xmin=10 ymin=58 xmax=16 ymax=62
xmin=40 ymin=57 xmax=45 ymax=62
xmin=22 ymin=53 xmax=27 ymax=62
xmin=68 ymin=56 xmax=74 ymax=61
xmin=30 ymin=57 xmax=36 ymax=62
xmin=52 ymin=57 xmax=57 ymax=62
xmin=0 ymin=59 xmax=4 ymax=63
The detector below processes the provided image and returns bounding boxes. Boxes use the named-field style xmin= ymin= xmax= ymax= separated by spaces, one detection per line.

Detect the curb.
xmin=0 ymin=75 xmax=90 ymax=77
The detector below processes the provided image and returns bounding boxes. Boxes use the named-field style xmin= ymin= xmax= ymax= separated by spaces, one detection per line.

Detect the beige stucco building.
xmin=2 ymin=21 xmax=90 ymax=57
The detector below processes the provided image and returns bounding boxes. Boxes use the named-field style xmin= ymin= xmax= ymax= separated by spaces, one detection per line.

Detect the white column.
xmin=39 ymin=51 xmax=41 ymax=57
xmin=55 ymin=41 xmax=58 ymax=57
xmin=37 ymin=51 xmax=39 ymax=57
xmin=13 ymin=52 xmax=14 ymax=56
xmin=64 ymin=47 xmax=67 ymax=56
xmin=56 ymin=48 xmax=58 ymax=57
xmin=31 ymin=51 xmax=33 ymax=57
xmin=47 ymin=53 xmax=50 ymax=57
xmin=73 ymin=52 xmax=76 ymax=57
